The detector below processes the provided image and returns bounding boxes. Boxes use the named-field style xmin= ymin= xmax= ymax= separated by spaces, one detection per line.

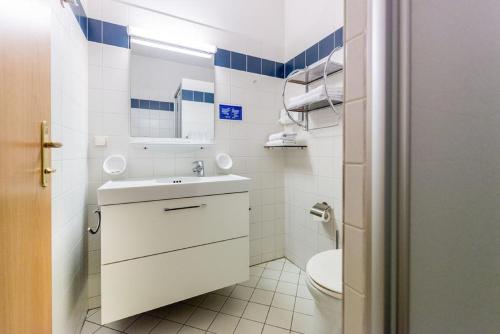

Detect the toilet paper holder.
xmin=310 ymin=202 xmax=331 ymax=222
xmin=310 ymin=202 xmax=339 ymax=249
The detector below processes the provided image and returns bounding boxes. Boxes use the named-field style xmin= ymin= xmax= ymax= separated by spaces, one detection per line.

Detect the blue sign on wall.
xmin=219 ymin=104 xmax=243 ymax=120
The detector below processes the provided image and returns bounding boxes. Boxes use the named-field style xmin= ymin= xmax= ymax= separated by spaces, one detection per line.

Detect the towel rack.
xmin=282 ymin=46 xmax=343 ymax=131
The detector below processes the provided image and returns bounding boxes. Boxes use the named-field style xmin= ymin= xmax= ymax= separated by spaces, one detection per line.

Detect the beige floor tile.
xmin=262 ymin=269 xmax=281 ymax=280
xmin=250 ymin=289 xmax=274 ymax=305
xmin=230 ymin=285 xmax=255 ymax=300
xmin=87 ymin=308 xmax=100 ymax=319
xmin=271 ymin=293 xmax=295 ymax=311
xmin=240 ymin=275 xmax=260 ymax=288
xmin=87 ymin=309 xmax=101 ymax=324
xmin=296 ymin=285 xmax=312 ymax=300
xmin=164 ymin=304 xmax=197 ymax=324
xmin=183 ymin=294 xmax=208 ymax=306
xmin=186 ymin=308 xmax=217 ymax=330
xmin=279 ymin=272 xmax=299 ymax=284
xmin=178 ymin=326 xmax=205 ymax=334
xmin=220 ymin=298 xmax=248 ymax=317
xmin=291 ymin=313 xmax=312 ymax=334
xmin=200 ymin=294 xmax=228 ymax=312
xmin=125 ymin=315 xmax=161 ymax=334
xmin=81 ymin=321 xmax=101 ymax=334
xmin=265 ymin=307 xmax=292 ymax=330
xmin=283 ymin=262 xmax=300 ymax=274
xmin=275 ymin=282 xmax=297 ymax=296
xmin=234 ymin=319 xmax=264 ymax=334
xmin=95 ymin=327 xmax=121 ymax=334
xmin=256 ymin=278 xmax=278 ymax=291
xmin=265 ymin=260 xmax=285 ymax=271
xmin=298 ymin=272 xmax=307 ymax=285
xmin=214 ymin=285 xmax=236 ymax=297
xmin=150 ymin=320 xmax=183 ymax=334
xmin=208 ymin=313 xmax=240 ymax=334
xmin=249 ymin=266 xmax=265 ymax=276
xmin=105 ymin=314 xmax=139 ymax=331
xmin=149 ymin=305 xmax=173 ymax=319
xmin=294 ymin=298 xmax=314 ymax=315
xmin=242 ymin=302 xmax=270 ymax=323
xmin=262 ymin=324 xmax=290 ymax=334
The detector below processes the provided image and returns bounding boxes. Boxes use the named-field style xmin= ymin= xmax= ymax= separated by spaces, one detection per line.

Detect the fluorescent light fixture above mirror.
xmin=128 ymin=26 xmax=217 ymax=59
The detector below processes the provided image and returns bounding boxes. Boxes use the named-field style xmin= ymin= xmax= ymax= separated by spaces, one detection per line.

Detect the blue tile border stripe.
xmin=284 ymin=27 xmax=344 ymax=77
xmin=68 ymin=5 xmax=343 ymax=80
xmin=131 ymin=99 xmax=174 ymax=111
xmin=69 ymin=3 xmax=129 ymax=48
xmin=181 ymin=90 xmax=215 ymax=104
xmin=214 ymin=48 xmax=285 ymax=79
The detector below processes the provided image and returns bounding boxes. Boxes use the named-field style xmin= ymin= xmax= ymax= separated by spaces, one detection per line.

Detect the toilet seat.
xmin=306 ymin=249 xmax=343 ymax=299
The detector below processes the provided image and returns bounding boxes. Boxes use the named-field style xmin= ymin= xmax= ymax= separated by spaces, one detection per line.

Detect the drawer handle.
xmin=163 ymin=204 xmax=207 ymax=212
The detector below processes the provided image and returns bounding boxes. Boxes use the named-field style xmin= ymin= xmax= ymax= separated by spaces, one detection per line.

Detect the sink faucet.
xmin=192 ymin=160 xmax=205 ymax=177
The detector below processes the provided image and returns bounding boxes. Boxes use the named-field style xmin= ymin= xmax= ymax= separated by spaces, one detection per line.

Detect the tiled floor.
xmin=81 ymin=258 xmax=315 ymax=334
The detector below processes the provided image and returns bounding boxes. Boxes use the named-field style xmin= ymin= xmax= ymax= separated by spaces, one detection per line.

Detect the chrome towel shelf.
xmin=282 ymin=46 xmax=344 ymax=131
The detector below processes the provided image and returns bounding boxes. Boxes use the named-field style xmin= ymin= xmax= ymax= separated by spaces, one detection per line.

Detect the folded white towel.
xmin=287 ymin=85 xmax=343 ymax=109
xmin=266 ymin=139 xmax=297 ymax=146
xmin=278 ymin=109 xmax=296 ymax=125
xmin=268 ymin=132 xmax=297 ymax=141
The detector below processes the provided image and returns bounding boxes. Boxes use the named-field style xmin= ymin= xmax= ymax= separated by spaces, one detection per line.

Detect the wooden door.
xmin=0 ymin=0 xmax=52 ymax=333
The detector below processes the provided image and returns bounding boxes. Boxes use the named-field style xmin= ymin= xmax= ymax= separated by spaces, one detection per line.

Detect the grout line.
xmin=147 ymin=317 xmax=162 ymax=334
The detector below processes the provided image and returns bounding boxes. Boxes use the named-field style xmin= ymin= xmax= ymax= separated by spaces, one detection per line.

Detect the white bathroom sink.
xmin=156 ymin=176 xmax=212 ymax=184
xmin=97 ymin=174 xmax=251 ymax=205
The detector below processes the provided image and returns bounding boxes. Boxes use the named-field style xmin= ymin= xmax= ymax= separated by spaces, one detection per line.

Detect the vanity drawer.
xmin=101 ymin=192 xmax=249 ymax=264
xmin=101 ymin=237 xmax=249 ymax=324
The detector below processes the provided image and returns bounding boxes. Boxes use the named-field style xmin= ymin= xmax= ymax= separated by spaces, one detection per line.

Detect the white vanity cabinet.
xmin=97 ymin=176 xmax=250 ymax=324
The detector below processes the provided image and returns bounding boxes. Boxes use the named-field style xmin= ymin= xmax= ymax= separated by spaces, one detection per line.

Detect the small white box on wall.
xmin=94 ymin=136 xmax=108 ymax=146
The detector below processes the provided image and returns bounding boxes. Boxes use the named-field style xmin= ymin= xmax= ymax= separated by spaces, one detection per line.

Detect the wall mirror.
xmin=129 ymin=30 xmax=216 ymax=144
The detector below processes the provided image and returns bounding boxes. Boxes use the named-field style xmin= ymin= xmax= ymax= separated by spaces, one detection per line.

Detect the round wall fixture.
xmin=215 ymin=153 xmax=233 ymax=171
xmin=103 ymin=154 xmax=127 ymax=176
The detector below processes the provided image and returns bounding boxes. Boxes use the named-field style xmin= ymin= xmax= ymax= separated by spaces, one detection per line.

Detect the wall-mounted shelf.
xmin=264 ymin=145 xmax=307 ymax=149
xmin=287 ymin=58 xmax=343 ymax=85
xmin=282 ymin=46 xmax=344 ymax=131
xmin=288 ymin=98 xmax=343 ymax=113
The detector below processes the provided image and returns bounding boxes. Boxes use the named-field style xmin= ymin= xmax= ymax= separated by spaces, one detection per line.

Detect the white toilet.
xmin=305 ymin=249 xmax=343 ymax=334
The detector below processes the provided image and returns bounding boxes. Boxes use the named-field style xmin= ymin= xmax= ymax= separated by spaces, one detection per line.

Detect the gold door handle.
xmin=40 ymin=121 xmax=62 ymax=187
xmin=44 ymin=168 xmax=56 ymax=174
xmin=43 ymin=142 xmax=63 ymax=148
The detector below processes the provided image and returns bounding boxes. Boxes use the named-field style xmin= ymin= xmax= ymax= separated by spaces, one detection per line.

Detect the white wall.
xmin=86 ymin=0 xmax=284 ymax=61
xmin=122 ymin=0 xmax=285 ymax=56
xmin=409 ymin=0 xmax=500 ymax=332
xmin=281 ymin=0 xmax=344 ymax=269
xmin=86 ymin=2 xmax=286 ymax=308
xmin=50 ymin=0 xmax=89 ymax=333
xmin=284 ymin=0 xmax=343 ymax=60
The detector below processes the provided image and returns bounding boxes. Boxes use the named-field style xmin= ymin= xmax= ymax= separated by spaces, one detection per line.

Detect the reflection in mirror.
xmin=129 ymin=33 xmax=215 ymax=143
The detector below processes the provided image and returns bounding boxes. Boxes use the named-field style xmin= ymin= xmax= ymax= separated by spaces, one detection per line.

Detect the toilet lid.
xmin=306 ymin=249 xmax=343 ymax=294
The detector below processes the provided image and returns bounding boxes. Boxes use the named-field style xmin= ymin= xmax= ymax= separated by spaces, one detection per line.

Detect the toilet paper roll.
xmin=310 ymin=202 xmax=331 ymax=223
xmin=312 ymin=210 xmax=330 ymax=222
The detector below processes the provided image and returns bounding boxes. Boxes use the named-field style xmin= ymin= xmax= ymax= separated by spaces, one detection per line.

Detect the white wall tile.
xmin=344 ymin=164 xmax=365 ymax=229
xmin=345 ymin=35 xmax=366 ymax=101
xmin=346 ymin=0 xmax=366 ymax=40
xmin=344 ymin=285 xmax=367 ymax=334
xmin=344 ymin=100 xmax=365 ymax=163
xmin=344 ymin=225 xmax=367 ymax=294
xmin=51 ymin=3 xmax=88 ymax=334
